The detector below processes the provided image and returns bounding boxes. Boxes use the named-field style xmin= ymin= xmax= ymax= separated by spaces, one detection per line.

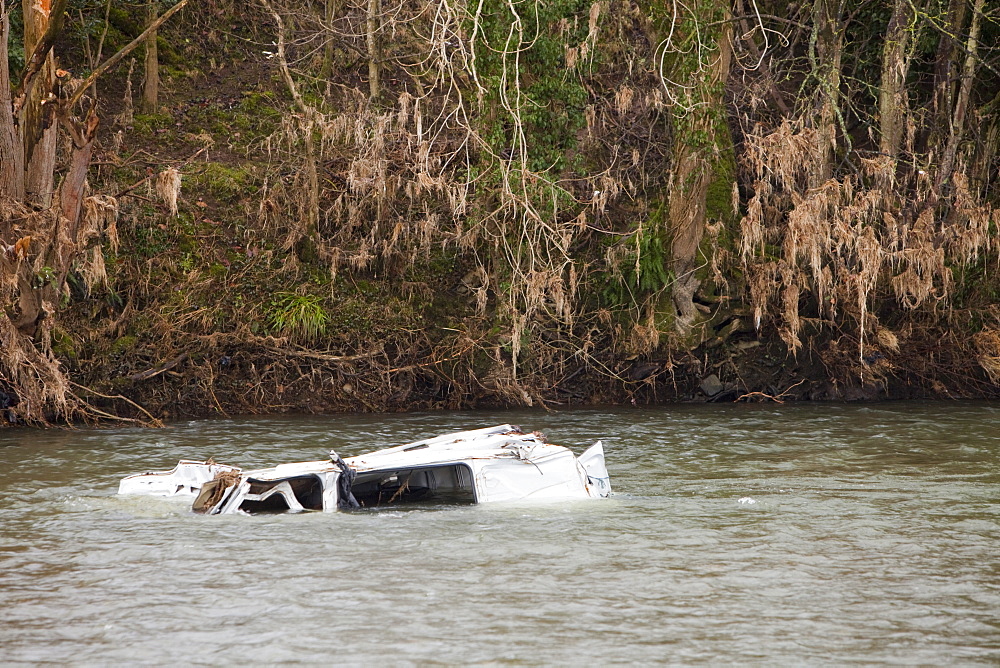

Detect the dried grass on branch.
xmin=738 ymin=119 xmax=998 ymax=363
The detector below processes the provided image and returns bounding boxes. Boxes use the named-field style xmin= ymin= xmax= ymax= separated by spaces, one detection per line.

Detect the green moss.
xmin=294 ymin=235 xmax=319 ymax=264
xmin=653 ymin=290 xmax=676 ymax=335
xmin=132 ymin=112 xmax=173 ymax=136
xmin=107 ymin=6 xmax=142 ymax=37
xmin=404 ymin=250 xmax=460 ymax=286
xmin=155 ymin=35 xmax=183 ymax=67
xmin=187 ymin=163 xmax=257 ymax=203
xmin=110 ymin=335 xmax=138 ymax=357
xmin=51 ymin=328 xmax=78 ymax=361
xmin=705 ymin=138 xmax=737 ymax=225
xmin=696 ymin=131 xmax=738 ymax=288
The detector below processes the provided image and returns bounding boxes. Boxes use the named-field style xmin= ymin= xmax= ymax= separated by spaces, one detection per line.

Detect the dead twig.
xmin=129 ymin=353 xmax=188 ymax=382
xmin=735 ymin=378 xmax=805 ymax=403
xmin=266 ymin=346 xmax=383 ymax=363
xmin=68 ymin=381 xmax=163 ymax=427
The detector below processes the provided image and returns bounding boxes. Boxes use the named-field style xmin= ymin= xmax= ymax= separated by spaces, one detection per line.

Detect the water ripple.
xmin=0 ymin=402 xmax=998 ymax=663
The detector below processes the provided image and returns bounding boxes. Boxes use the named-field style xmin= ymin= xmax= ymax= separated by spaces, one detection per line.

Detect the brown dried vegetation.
xmin=1 ymin=0 xmax=1000 ymax=425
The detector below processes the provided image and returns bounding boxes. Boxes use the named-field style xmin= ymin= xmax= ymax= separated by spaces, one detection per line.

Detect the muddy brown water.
xmin=1 ymin=403 xmax=998 ymax=664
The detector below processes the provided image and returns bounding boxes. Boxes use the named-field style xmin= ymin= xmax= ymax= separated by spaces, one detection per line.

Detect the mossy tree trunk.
xmin=142 ymin=0 xmax=159 ymax=113
xmin=656 ymin=0 xmax=734 ymax=336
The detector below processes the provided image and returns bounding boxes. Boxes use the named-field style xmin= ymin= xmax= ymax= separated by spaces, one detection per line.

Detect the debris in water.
xmin=118 ymin=424 xmax=612 ymax=515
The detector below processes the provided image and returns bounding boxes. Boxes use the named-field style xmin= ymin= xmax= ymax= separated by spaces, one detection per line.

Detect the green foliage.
xmin=51 ymin=327 xmax=78 ymax=361
xmin=951 ymin=258 xmax=1000 ymax=311
xmin=631 ymin=229 xmax=672 ymax=292
xmin=474 ymin=0 xmax=592 ymax=173
xmin=5 ymin=6 xmax=25 ymax=75
xmin=602 ymin=228 xmax=673 ymax=305
xmin=267 ymin=292 xmax=329 ymax=343
xmin=179 ymin=252 xmax=197 ymax=272
xmin=34 ymin=266 xmax=57 ymax=289
xmin=131 ymin=223 xmax=171 ymax=258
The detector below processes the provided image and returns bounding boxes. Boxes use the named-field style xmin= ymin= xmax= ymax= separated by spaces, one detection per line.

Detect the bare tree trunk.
xmin=142 ymin=0 xmax=159 ymax=113
xmin=22 ymin=0 xmax=58 ymax=207
xmin=670 ymin=149 xmax=715 ymax=331
xmin=366 ymin=0 xmax=380 ymax=100
xmin=0 ymin=7 xmax=25 ymax=206
xmin=931 ymin=0 xmax=967 ymax=148
xmin=809 ymin=0 xmax=844 ymax=185
xmin=322 ymin=0 xmax=338 ymax=81
xmin=87 ymin=0 xmax=113 ymax=100
xmin=878 ymin=0 xmax=913 ymax=159
xmin=937 ymin=0 xmax=985 ymax=191
xmin=734 ymin=0 xmax=790 ymax=116
xmin=971 ymin=89 xmax=1000 ymax=194
xmin=59 ymin=114 xmax=99 ymax=234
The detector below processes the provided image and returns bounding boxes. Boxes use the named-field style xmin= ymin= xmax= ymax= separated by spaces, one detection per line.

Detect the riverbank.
xmin=2 ymin=1 xmax=998 ymax=425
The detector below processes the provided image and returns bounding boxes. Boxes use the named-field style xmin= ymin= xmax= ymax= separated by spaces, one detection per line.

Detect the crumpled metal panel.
xmin=118 ymin=425 xmax=612 ymax=513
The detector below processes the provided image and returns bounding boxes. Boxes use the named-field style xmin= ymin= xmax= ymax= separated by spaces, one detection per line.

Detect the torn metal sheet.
xmin=118 ymin=424 xmax=612 ymax=514
xmin=117 ymin=460 xmax=241 ymax=498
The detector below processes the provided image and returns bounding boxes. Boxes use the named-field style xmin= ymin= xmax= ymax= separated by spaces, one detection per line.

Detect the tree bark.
xmin=366 ymin=0 xmax=380 ymax=100
xmin=665 ymin=6 xmax=734 ymax=335
xmin=971 ymin=89 xmax=1000 ymax=194
xmin=670 ymin=149 xmax=714 ymax=331
xmin=59 ymin=113 xmax=99 ymax=235
xmin=931 ymin=0 xmax=967 ymax=147
xmin=809 ymin=0 xmax=844 ymax=185
xmin=142 ymin=1 xmax=159 ymax=113
xmin=322 ymin=0 xmax=338 ymax=81
xmin=878 ymin=0 xmax=913 ymax=158
xmin=0 ymin=7 xmax=25 ymax=206
xmin=936 ymin=0 xmax=985 ymax=191
xmin=22 ymin=0 xmax=58 ymax=207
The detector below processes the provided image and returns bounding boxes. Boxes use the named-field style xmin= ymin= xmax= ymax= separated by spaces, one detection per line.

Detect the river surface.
xmin=1 ymin=402 xmax=998 ymax=664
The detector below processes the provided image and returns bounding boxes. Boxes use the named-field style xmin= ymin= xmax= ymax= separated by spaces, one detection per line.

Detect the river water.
xmin=0 ymin=402 xmax=998 ymax=664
